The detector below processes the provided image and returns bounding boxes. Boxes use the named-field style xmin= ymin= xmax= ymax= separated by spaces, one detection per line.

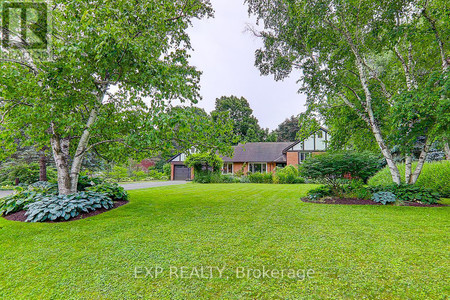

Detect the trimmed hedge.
xmin=368 ymin=161 xmax=450 ymax=197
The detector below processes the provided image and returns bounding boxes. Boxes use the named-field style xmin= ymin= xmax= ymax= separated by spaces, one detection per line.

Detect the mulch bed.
xmin=3 ymin=200 xmax=129 ymax=223
xmin=301 ymin=197 xmax=445 ymax=207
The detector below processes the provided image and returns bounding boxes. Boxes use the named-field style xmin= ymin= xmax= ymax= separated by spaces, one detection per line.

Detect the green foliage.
xmin=368 ymin=161 xmax=450 ymax=197
xmin=107 ymin=166 xmax=129 ymax=182
xmin=163 ymin=163 xmax=171 ymax=177
xmin=248 ymin=172 xmax=264 ymax=183
xmin=212 ymin=96 xmax=267 ymax=143
xmin=246 ymin=0 xmax=449 ymax=184
xmin=307 ymin=185 xmax=333 ymax=201
xmin=0 ymin=190 xmax=45 ymax=216
xmin=300 ymin=152 xmax=381 ymax=185
xmin=274 ymin=165 xmax=301 ymax=184
xmin=342 ymin=180 xmax=372 ymax=200
xmin=147 ymin=170 xmax=167 ymax=180
xmin=25 ymin=192 xmax=114 ymax=222
xmin=77 ymin=175 xmax=104 ymax=192
xmin=0 ymin=163 xmax=57 ymax=185
xmin=194 ymin=173 xmax=230 ymax=184
xmin=274 ymin=115 xmax=300 ymax=142
xmin=86 ymin=182 xmax=128 ymax=201
xmin=185 ymin=153 xmax=223 ymax=175
xmin=369 ymin=184 xmax=440 ymax=204
xmin=132 ymin=170 xmax=147 ymax=181
xmin=372 ymin=192 xmax=396 ymax=205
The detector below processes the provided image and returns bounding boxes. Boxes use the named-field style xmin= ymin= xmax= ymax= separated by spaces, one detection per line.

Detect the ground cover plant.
xmin=0 ymin=184 xmax=448 ymax=299
xmin=1 ymin=177 xmax=128 ymax=221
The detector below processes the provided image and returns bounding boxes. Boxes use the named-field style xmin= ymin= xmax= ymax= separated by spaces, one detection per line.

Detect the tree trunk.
xmin=39 ymin=150 xmax=47 ymax=181
xmin=353 ymin=57 xmax=402 ymax=185
xmin=410 ymin=140 xmax=431 ymax=184
xmin=405 ymin=155 xmax=412 ymax=184
xmin=444 ymin=139 xmax=450 ymax=160
xmin=69 ymin=107 xmax=99 ymax=192
xmin=50 ymin=136 xmax=75 ymax=195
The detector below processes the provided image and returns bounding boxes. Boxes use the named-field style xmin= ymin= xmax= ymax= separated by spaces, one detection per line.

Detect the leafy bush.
xmin=147 ymin=169 xmax=166 ymax=180
xmin=248 ymin=172 xmax=264 ymax=183
xmin=163 ymin=163 xmax=171 ymax=177
xmin=25 ymin=191 xmax=114 ymax=222
xmin=372 ymin=192 xmax=396 ymax=205
xmin=274 ymin=165 xmax=301 ymax=184
xmin=132 ymin=170 xmax=147 ymax=181
xmin=342 ymin=180 xmax=372 ymax=200
xmin=369 ymin=184 xmax=440 ymax=204
xmin=185 ymin=153 xmax=223 ymax=174
xmin=307 ymin=185 xmax=333 ymax=201
xmin=107 ymin=166 xmax=128 ymax=182
xmin=0 ymin=163 xmax=57 ymax=185
xmin=300 ymin=151 xmax=381 ymax=183
xmin=77 ymin=175 xmax=104 ymax=191
xmin=262 ymin=172 xmax=273 ymax=183
xmin=86 ymin=182 xmax=128 ymax=201
xmin=368 ymin=161 xmax=450 ymax=197
xmin=0 ymin=190 xmax=46 ymax=216
xmin=28 ymin=181 xmax=58 ymax=194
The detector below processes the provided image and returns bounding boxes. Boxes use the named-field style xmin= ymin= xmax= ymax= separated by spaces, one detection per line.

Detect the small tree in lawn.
xmin=0 ymin=0 xmax=234 ymax=195
xmin=300 ymin=152 xmax=380 ymax=195
xmin=185 ymin=153 xmax=223 ymax=176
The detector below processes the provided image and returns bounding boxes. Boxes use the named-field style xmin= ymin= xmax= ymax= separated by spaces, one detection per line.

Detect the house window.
xmin=248 ymin=163 xmax=267 ymax=173
xmin=222 ymin=163 xmax=233 ymax=174
xmin=317 ymin=131 xmax=323 ymax=138
xmin=298 ymin=152 xmax=311 ymax=162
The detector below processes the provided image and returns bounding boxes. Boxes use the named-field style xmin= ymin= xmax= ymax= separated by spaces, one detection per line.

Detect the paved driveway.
xmin=0 ymin=181 xmax=187 ymax=199
xmin=0 ymin=190 xmax=13 ymax=198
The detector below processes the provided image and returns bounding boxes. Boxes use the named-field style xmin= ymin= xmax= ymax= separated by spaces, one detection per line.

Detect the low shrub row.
xmin=193 ymin=165 xmax=306 ymax=184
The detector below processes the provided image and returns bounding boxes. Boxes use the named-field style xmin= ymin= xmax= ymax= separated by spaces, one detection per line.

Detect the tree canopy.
xmin=212 ymin=95 xmax=268 ymax=143
xmin=0 ymin=0 xmax=233 ymax=194
xmin=247 ymin=0 xmax=449 ymax=184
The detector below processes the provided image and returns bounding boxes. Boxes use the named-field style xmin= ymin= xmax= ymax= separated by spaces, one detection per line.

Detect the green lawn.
xmin=1 ymin=184 xmax=449 ymax=299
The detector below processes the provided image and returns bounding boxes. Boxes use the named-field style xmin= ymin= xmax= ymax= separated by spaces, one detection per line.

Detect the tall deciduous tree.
xmin=0 ymin=0 xmax=230 ymax=194
xmin=213 ymin=95 xmax=267 ymax=143
xmin=274 ymin=115 xmax=300 ymax=142
xmin=247 ymin=0 xmax=449 ymax=184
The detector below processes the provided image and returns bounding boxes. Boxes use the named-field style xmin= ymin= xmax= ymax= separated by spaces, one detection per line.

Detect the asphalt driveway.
xmin=0 ymin=181 xmax=187 ymax=198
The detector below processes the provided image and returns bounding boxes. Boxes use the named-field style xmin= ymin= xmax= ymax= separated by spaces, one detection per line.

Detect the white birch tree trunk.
xmin=50 ymin=92 xmax=104 ymax=195
xmin=410 ymin=139 xmax=431 ymax=184
xmin=50 ymin=136 xmax=74 ymax=195
xmin=405 ymin=155 xmax=412 ymax=184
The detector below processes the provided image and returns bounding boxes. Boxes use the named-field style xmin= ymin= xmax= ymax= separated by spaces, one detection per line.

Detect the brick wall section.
xmin=286 ymin=152 xmax=299 ymax=165
xmin=170 ymin=163 xmax=175 ymax=180
xmin=233 ymin=162 xmax=247 ymax=175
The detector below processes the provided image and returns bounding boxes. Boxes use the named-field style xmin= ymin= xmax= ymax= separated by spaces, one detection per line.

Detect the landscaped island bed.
xmin=1 ymin=184 xmax=448 ymax=299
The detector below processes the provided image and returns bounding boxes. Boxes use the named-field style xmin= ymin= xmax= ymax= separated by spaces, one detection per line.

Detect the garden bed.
xmin=3 ymin=200 xmax=128 ymax=223
xmin=301 ymin=197 xmax=445 ymax=207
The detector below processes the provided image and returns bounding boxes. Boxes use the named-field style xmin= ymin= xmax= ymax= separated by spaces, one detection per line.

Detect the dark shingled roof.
xmin=221 ymin=142 xmax=295 ymax=163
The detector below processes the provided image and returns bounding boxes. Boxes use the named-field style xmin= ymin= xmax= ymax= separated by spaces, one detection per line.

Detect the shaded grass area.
xmin=1 ymin=184 xmax=449 ymax=299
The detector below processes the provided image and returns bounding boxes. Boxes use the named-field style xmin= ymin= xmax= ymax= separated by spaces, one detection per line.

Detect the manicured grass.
xmin=1 ymin=184 xmax=449 ymax=299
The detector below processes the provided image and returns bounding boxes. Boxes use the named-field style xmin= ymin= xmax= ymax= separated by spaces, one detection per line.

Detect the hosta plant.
xmin=371 ymin=192 xmax=396 ymax=205
xmin=0 ymin=190 xmax=46 ymax=216
xmin=86 ymin=182 xmax=128 ymax=201
xmin=25 ymin=192 xmax=113 ymax=222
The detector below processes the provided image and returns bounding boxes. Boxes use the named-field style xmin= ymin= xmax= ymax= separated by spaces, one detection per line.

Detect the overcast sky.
xmin=186 ymin=0 xmax=307 ymax=130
